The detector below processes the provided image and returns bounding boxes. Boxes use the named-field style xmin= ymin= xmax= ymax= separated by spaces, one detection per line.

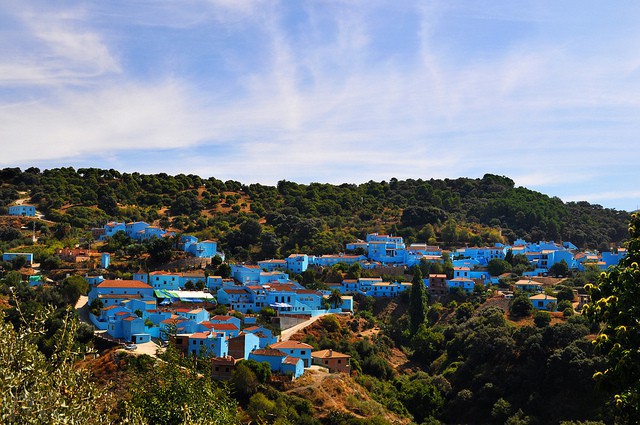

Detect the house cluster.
xmin=87 ymin=277 xmax=350 ymax=379
xmin=92 ymin=221 xmax=224 ymax=260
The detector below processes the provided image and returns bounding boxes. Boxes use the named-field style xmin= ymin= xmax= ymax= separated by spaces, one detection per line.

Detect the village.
xmin=1 ymin=205 xmax=628 ymax=382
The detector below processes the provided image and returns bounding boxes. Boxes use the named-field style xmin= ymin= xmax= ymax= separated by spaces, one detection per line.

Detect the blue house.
xmin=243 ymin=326 xmax=278 ymax=348
xmin=2 ymin=252 xmax=34 ymax=266
xmin=107 ymin=313 xmax=151 ymax=344
xmin=286 ymin=254 xmax=309 ymax=274
xmin=8 ymin=205 xmax=36 ymax=217
xmin=186 ymin=331 xmax=228 ymax=357
xmin=88 ymin=279 xmax=155 ymax=307
xmin=258 ymin=259 xmax=287 ymax=271
xmin=228 ymin=332 xmax=261 ymax=360
xmin=101 ymin=222 xmax=126 ymax=240
xmin=271 ymin=341 xmax=314 ymax=367
xmin=248 ymin=348 xmax=304 ymax=379
xmin=231 ymin=264 xmax=262 ymax=284
xmin=530 ymin=293 xmax=557 ymax=311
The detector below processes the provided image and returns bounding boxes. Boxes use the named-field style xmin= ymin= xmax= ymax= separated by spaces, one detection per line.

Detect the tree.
xmin=328 ymin=289 xmax=343 ymax=309
xmin=584 ymin=212 xmax=640 ymax=421
xmin=217 ymin=263 xmax=231 ymax=279
xmin=0 ymin=307 xmax=112 ymax=423
xmin=409 ymin=267 xmax=427 ymax=334
xmin=534 ymin=310 xmax=552 ymax=328
xmin=509 ymin=292 xmax=534 ymax=318
xmin=488 ymin=259 xmax=512 ymax=276
xmin=549 ymin=259 xmax=570 ymax=277
xmin=129 ymin=344 xmax=239 ymax=424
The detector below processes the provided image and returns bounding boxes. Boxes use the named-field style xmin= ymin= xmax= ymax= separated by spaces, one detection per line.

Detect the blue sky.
xmin=1 ymin=1 xmax=639 ymax=211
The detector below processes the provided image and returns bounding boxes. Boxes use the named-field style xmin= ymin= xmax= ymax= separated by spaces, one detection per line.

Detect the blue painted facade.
xmin=8 ymin=205 xmax=36 ymax=217
xmin=101 ymin=253 xmax=110 ymax=269
xmin=286 ymin=254 xmax=309 ymax=274
xmin=186 ymin=332 xmax=228 ymax=357
xmin=2 ymin=252 xmax=34 ymax=265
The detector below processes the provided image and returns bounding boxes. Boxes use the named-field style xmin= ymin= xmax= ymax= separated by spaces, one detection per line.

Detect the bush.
xmin=509 ymin=293 xmax=534 ymax=318
xmin=533 ymin=311 xmax=552 ymax=328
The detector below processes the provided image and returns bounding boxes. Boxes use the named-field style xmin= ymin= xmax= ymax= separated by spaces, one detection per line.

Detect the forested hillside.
xmin=0 ymin=167 xmax=628 ymax=261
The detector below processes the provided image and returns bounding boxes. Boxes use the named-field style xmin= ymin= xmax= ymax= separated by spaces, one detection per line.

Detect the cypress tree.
xmin=409 ymin=266 xmax=427 ymax=334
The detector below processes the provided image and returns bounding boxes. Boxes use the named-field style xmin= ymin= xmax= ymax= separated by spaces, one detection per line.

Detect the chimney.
xmin=328 ymin=349 xmax=332 ymax=356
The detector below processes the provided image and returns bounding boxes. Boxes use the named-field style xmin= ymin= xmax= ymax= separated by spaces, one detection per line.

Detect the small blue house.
xmin=8 ymin=205 xmax=36 ymax=217
xmin=248 ymin=348 xmax=304 ymax=379
xmin=271 ymin=340 xmax=314 ymax=367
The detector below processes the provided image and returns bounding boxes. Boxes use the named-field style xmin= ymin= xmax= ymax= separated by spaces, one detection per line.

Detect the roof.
xmin=251 ymin=348 xmax=287 ymax=357
xmin=530 ymin=294 xmax=557 ymax=301
xmin=190 ymin=332 xmax=214 ymax=339
xmin=312 ymin=349 xmax=350 ymax=359
xmin=210 ymin=323 xmax=239 ymax=331
xmin=283 ymin=356 xmax=301 ymax=365
xmin=97 ymin=279 xmax=153 ymax=289
xmin=271 ymin=340 xmax=313 ymax=350
xmin=212 ymin=315 xmax=236 ymax=321
xmin=211 ymin=356 xmax=237 ymax=366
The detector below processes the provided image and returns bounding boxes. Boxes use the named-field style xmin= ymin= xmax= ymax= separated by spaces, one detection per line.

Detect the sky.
xmin=1 ymin=1 xmax=639 ymax=211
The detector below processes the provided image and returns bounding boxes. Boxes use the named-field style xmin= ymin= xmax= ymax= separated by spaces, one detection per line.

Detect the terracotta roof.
xmin=283 ymin=356 xmax=301 ymax=365
xmin=430 ymin=274 xmax=447 ymax=278
xmin=211 ymin=356 xmax=237 ymax=366
xmin=251 ymin=348 xmax=287 ymax=357
xmin=122 ymin=316 xmax=137 ymax=322
xmin=530 ymin=294 xmax=557 ymax=301
xmin=271 ymin=341 xmax=313 ymax=350
xmin=97 ymin=279 xmax=153 ymax=289
xmin=210 ymin=323 xmax=239 ymax=331
xmin=98 ymin=294 xmax=143 ymax=299
xmin=311 ymin=349 xmax=350 ymax=359
xmin=223 ymin=289 xmax=249 ymax=294
xmin=244 ymin=326 xmax=260 ymax=331
xmin=212 ymin=315 xmax=235 ymax=321
xmin=190 ymin=332 xmax=213 ymax=339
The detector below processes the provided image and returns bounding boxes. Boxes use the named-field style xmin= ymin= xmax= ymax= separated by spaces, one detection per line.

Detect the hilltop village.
xmin=2 ymin=205 xmax=626 ymax=382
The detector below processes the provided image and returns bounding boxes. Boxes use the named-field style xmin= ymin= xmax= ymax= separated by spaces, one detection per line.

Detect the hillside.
xmin=0 ymin=167 xmax=630 ymax=264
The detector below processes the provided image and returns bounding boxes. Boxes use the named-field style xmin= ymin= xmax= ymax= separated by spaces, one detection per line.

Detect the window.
xmin=337 ymin=360 xmax=341 ymax=364
xmin=301 ymin=351 xmax=306 ymax=355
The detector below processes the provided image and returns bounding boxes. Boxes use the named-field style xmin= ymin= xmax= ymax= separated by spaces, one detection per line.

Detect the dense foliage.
xmin=585 ymin=212 xmax=640 ymax=422
xmin=0 ymin=168 xmax=630 ymax=263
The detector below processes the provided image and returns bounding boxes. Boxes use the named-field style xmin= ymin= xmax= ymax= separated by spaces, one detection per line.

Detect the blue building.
xmin=8 ymin=205 xmax=36 ymax=217
xmin=248 ymin=348 xmax=304 ymax=379
xmin=286 ymin=254 xmax=309 ymax=274
xmin=2 ymin=252 xmax=34 ymax=265
xmin=88 ymin=279 xmax=155 ymax=308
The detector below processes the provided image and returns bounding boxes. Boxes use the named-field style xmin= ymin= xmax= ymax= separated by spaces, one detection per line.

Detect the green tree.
xmin=409 ymin=267 xmax=427 ymax=334
xmin=584 ymin=212 xmax=640 ymax=421
xmin=549 ymin=259 xmax=569 ymax=277
xmin=328 ymin=289 xmax=343 ymax=309
xmin=488 ymin=259 xmax=512 ymax=276
xmin=129 ymin=345 xmax=239 ymax=424
xmin=509 ymin=292 xmax=534 ymax=318
xmin=0 ymin=307 xmax=111 ymax=424
xmin=533 ymin=310 xmax=552 ymax=328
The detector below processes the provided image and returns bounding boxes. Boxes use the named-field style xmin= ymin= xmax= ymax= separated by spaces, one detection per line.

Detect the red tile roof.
xmin=312 ymin=349 xmax=350 ymax=359
xmin=283 ymin=356 xmax=301 ymax=365
xmin=271 ymin=341 xmax=313 ymax=350
xmin=97 ymin=279 xmax=153 ymax=289
xmin=252 ymin=348 xmax=287 ymax=357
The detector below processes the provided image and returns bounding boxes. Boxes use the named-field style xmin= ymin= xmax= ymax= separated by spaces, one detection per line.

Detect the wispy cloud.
xmin=0 ymin=1 xmax=639 ymax=210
